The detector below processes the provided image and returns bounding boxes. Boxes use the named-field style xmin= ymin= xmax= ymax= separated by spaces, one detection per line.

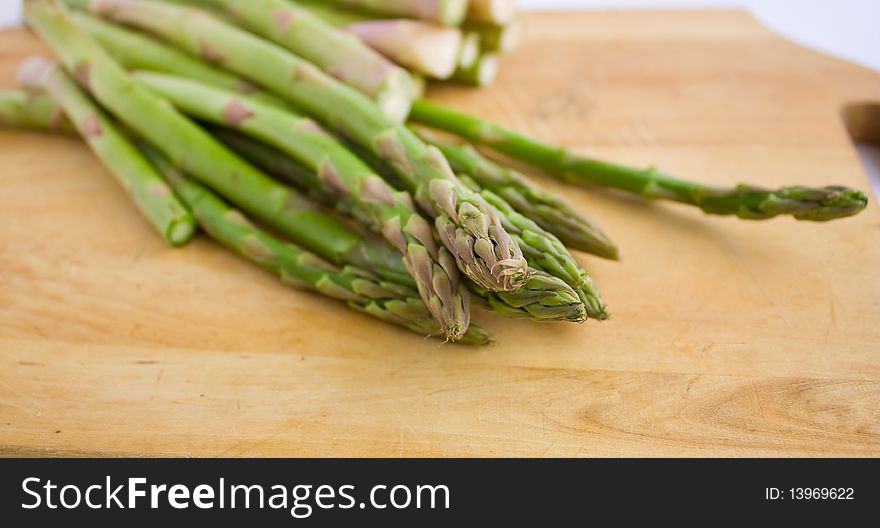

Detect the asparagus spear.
xmin=467 ymin=0 xmax=519 ymax=26
xmin=77 ymin=0 xmax=530 ymax=292
xmin=133 ymin=71 xmax=471 ymax=340
xmin=0 ymin=89 xmax=72 ymax=133
xmin=295 ymin=0 xmax=470 ymax=80
xmin=190 ymin=0 xmax=416 ymax=121
xmin=327 ymin=0 xmax=469 ymax=26
xmin=66 ymin=9 xmax=288 ymax=108
xmin=140 ymin=143 xmax=491 ymax=345
xmin=417 ymin=128 xmax=619 ymax=259
xmin=451 ymin=52 xmax=499 ymax=87
xmin=468 ymin=271 xmax=585 ymax=323
xmin=26 ymin=0 xmax=414 ymax=289
xmin=213 ymin=129 xmax=588 ymax=323
xmin=17 ymin=57 xmax=197 ymax=247
xmin=410 ymin=100 xmax=869 ymax=222
xmin=462 ymin=177 xmax=609 ymax=320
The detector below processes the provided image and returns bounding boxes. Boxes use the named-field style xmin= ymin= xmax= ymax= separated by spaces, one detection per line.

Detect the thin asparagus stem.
xmin=409 ymin=99 xmax=869 ymax=222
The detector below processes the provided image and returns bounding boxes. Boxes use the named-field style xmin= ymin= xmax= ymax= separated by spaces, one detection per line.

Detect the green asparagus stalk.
xmin=17 ymin=57 xmax=196 ymax=247
xmin=462 ymin=177 xmax=609 ymax=320
xmin=140 ymin=143 xmax=490 ymax=345
xmin=133 ymin=71 xmax=471 ymax=340
xmin=410 ymin=100 xmax=869 ymax=222
xmin=417 ymin=128 xmax=619 ymax=259
xmin=451 ymin=52 xmax=499 ymax=86
xmin=213 ymin=129 xmax=588 ymax=323
xmin=79 ymin=0 xmax=530 ymax=292
xmin=326 ymin=0 xmax=469 ymax=26
xmin=26 ymin=0 xmax=414 ymax=289
xmin=66 ymin=9 xmax=288 ymax=108
xmin=190 ymin=0 xmax=416 ymax=121
xmin=467 ymin=0 xmax=519 ymax=26
xmin=0 ymin=89 xmax=72 ymax=133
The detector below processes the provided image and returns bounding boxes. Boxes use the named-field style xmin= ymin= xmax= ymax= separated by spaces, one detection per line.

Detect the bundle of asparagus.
xmin=2 ymin=0 xmax=867 ymax=346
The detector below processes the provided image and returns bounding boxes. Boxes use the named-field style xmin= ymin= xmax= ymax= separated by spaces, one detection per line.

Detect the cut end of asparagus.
xmin=452 ymin=53 xmax=499 ymax=87
xmin=347 ymin=20 xmax=463 ymax=80
xmin=377 ymin=70 xmax=416 ymax=122
xmin=440 ymin=0 xmax=471 ymax=26
xmin=16 ymin=55 xmax=57 ymax=94
xmin=467 ymin=0 xmax=519 ymax=26
xmin=457 ymin=32 xmax=481 ymax=70
xmin=167 ymin=217 xmax=198 ymax=247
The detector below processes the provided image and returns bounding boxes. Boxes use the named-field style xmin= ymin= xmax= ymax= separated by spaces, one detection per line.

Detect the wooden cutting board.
xmin=1 ymin=10 xmax=878 ymax=457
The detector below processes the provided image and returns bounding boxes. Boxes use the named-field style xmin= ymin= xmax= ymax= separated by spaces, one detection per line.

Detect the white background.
xmin=2 ymin=0 xmax=878 ymax=195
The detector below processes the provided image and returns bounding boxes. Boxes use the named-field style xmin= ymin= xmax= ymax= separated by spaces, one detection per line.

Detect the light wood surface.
xmin=1 ymin=10 xmax=878 ymax=457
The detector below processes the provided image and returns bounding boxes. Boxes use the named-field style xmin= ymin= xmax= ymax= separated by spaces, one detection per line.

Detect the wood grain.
xmin=1 ymin=10 xmax=878 ymax=457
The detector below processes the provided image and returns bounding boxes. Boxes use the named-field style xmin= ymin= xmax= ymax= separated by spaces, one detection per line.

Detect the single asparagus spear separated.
xmin=293 ymin=0 xmax=465 ymax=80
xmin=417 ymin=128 xmax=619 ymax=258
xmin=327 ymin=0 xmax=469 ymax=26
xmin=190 ymin=0 xmax=416 ymax=121
xmin=410 ymin=100 xmax=869 ymax=222
xmin=81 ymin=0 xmax=530 ymax=292
xmin=214 ymin=129 xmax=588 ymax=323
xmin=17 ymin=57 xmax=196 ymax=247
xmin=67 ymin=9 xmax=287 ymax=108
xmin=134 ymin=72 xmax=471 ymax=340
xmin=467 ymin=0 xmax=519 ymax=26
xmin=140 ymin=143 xmax=490 ymax=345
xmin=451 ymin=52 xmax=499 ymax=86
xmin=462 ymin=177 xmax=609 ymax=320
xmin=0 ymin=90 xmax=72 ymax=132
xmin=26 ymin=0 xmax=413 ymax=288
xmin=466 ymin=17 xmax=524 ymax=54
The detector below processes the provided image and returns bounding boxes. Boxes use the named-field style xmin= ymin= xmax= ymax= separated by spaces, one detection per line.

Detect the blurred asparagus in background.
xmin=327 ymin=0 xmax=471 ymax=26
